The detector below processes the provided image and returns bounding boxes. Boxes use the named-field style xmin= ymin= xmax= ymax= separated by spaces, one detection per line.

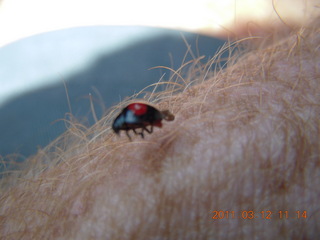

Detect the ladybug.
xmin=112 ymin=102 xmax=174 ymax=140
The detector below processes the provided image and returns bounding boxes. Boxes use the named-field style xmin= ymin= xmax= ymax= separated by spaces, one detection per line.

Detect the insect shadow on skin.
xmin=112 ymin=102 xmax=175 ymax=141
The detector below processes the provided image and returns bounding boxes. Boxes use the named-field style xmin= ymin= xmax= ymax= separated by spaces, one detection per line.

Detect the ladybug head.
xmin=160 ymin=110 xmax=175 ymax=121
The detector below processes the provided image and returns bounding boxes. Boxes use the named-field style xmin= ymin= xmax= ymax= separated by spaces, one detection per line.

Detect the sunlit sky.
xmin=0 ymin=0 xmax=317 ymax=47
xmin=0 ymin=26 xmax=168 ymax=106
xmin=0 ymin=0 xmax=318 ymax=105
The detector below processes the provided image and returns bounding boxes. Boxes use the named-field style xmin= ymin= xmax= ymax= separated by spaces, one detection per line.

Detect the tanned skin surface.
xmin=1 ymin=15 xmax=320 ymax=240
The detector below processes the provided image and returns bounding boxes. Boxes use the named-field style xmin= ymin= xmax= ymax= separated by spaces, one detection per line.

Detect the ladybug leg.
xmin=125 ymin=130 xmax=132 ymax=141
xmin=132 ymin=128 xmax=144 ymax=139
xmin=138 ymin=125 xmax=152 ymax=139
xmin=140 ymin=131 xmax=145 ymax=138
xmin=133 ymin=127 xmax=145 ymax=138
xmin=143 ymin=125 xmax=153 ymax=134
xmin=132 ymin=128 xmax=140 ymax=136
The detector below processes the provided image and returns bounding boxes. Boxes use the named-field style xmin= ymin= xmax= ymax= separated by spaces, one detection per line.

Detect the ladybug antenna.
xmin=161 ymin=110 xmax=175 ymax=121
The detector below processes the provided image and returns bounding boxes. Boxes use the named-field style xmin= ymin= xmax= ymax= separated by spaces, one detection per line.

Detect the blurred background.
xmin=0 ymin=25 xmax=225 ymax=170
xmin=0 ymin=0 xmax=317 ymax=171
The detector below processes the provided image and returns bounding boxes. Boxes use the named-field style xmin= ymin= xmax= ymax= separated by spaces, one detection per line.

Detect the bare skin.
xmin=1 ymin=15 xmax=320 ymax=240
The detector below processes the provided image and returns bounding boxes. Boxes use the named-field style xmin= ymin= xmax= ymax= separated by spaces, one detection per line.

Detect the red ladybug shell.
xmin=112 ymin=102 xmax=174 ymax=140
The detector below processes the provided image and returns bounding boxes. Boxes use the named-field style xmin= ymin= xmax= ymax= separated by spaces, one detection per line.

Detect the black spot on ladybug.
xmin=112 ymin=103 xmax=174 ymax=140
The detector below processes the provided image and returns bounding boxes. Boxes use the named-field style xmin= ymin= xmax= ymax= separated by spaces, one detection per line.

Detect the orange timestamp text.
xmin=211 ymin=210 xmax=307 ymax=220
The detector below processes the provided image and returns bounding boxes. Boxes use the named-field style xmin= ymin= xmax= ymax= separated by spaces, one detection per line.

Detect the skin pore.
xmin=1 ymin=11 xmax=320 ymax=240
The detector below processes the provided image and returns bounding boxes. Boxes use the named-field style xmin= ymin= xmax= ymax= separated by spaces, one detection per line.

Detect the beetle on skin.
xmin=112 ymin=102 xmax=174 ymax=140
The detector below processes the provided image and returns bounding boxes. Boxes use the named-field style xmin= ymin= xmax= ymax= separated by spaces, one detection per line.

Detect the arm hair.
xmin=1 ymin=18 xmax=320 ymax=240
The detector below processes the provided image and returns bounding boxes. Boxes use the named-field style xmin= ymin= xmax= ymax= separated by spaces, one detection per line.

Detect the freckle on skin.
xmin=70 ymin=197 xmax=86 ymax=216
